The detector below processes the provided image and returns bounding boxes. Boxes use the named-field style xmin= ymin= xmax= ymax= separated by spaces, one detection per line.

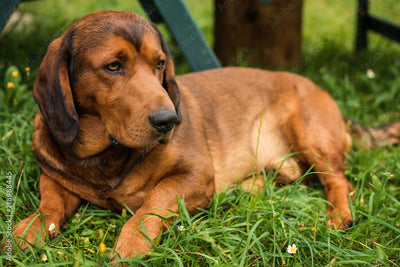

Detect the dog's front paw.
xmin=112 ymin=233 xmax=152 ymax=260
xmin=11 ymin=214 xmax=59 ymax=250
xmin=327 ymin=208 xmax=353 ymax=230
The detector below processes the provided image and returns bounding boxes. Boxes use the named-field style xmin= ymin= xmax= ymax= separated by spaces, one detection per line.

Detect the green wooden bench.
xmin=0 ymin=0 xmax=21 ymax=31
xmin=356 ymin=0 xmax=400 ymax=50
xmin=139 ymin=0 xmax=221 ymax=71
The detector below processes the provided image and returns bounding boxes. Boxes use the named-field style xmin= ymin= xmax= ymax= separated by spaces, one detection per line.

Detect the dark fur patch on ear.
xmin=33 ymin=31 xmax=79 ymax=145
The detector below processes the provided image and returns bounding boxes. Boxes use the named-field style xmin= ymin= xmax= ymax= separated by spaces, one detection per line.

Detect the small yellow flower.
xmin=99 ymin=242 xmax=106 ymax=253
xmin=48 ymin=223 xmax=56 ymax=231
xmin=41 ymin=254 xmax=48 ymax=261
xmin=360 ymin=198 xmax=365 ymax=205
xmin=287 ymin=244 xmax=297 ymax=254
xmin=25 ymin=67 xmax=31 ymax=73
xmin=12 ymin=70 xmax=19 ymax=77
xmin=7 ymin=82 xmax=15 ymax=89
xmin=98 ymin=228 xmax=104 ymax=239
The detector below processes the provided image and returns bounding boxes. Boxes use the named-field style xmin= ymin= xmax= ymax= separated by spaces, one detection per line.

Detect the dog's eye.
xmin=105 ymin=62 xmax=121 ymax=72
xmin=156 ymin=60 xmax=165 ymax=72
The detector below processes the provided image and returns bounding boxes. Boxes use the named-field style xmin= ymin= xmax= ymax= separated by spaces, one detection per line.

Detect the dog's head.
xmin=33 ymin=10 xmax=181 ymax=150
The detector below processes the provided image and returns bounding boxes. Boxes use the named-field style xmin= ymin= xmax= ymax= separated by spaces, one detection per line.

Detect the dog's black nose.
xmin=148 ymin=109 xmax=178 ymax=133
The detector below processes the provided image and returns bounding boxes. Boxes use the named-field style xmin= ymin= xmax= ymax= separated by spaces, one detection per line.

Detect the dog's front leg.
xmin=113 ymin=205 xmax=170 ymax=259
xmin=113 ymin=175 xmax=212 ymax=259
xmin=11 ymin=173 xmax=81 ymax=249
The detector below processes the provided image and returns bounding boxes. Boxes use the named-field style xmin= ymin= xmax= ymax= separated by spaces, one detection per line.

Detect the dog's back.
xmin=177 ymin=67 xmax=349 ymax=189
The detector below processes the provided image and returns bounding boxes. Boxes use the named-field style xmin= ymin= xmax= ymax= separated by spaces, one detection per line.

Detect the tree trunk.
xmin=214 ymin=0 xmax=303 ymax=69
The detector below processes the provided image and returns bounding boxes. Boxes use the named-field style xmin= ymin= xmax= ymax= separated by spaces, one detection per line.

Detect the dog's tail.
xmin=345 ymin=118 xmax=400 ymax=148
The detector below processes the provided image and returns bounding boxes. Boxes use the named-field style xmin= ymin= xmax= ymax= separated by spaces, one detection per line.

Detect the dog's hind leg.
xmin=286 ymin=93 xmax=354 ymax=229
xmin=296 ymin=138 xmax=353 ymax=229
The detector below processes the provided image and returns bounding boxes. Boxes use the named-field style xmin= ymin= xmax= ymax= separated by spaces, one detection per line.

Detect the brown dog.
xmin=10 ymin=10 xmax=400 ymax=259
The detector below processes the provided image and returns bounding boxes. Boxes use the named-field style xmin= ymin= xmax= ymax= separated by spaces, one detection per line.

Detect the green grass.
xmin=1 ymin=0 xmax=400 ymax=266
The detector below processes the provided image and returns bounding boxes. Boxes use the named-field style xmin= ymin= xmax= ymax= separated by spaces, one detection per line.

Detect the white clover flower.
xmin=48 ymin=223 xmax=56 ymax=231
xmin=287 ymin=244 xmax=297 ymax=254
xmin=177 ymin=225 xmax=186 ymax=231
xmin=366 ymin=69 xmax=375 ymax=79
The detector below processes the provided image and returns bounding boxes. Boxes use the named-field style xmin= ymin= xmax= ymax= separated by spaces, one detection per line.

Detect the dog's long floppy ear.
xmin=33 ymin=34 xmax=79 ymax=145
xmin=156 ymin=28 xmax=182 ymax=123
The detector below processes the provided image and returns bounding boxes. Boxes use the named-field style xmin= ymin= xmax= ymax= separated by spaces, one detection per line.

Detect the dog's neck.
xmin=63 ymin=143 xmax=141 ymax=192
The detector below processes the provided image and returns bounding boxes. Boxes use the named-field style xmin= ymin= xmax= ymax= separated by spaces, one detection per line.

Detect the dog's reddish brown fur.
xmin=8 ymin=10 xmax=400 ymax=259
